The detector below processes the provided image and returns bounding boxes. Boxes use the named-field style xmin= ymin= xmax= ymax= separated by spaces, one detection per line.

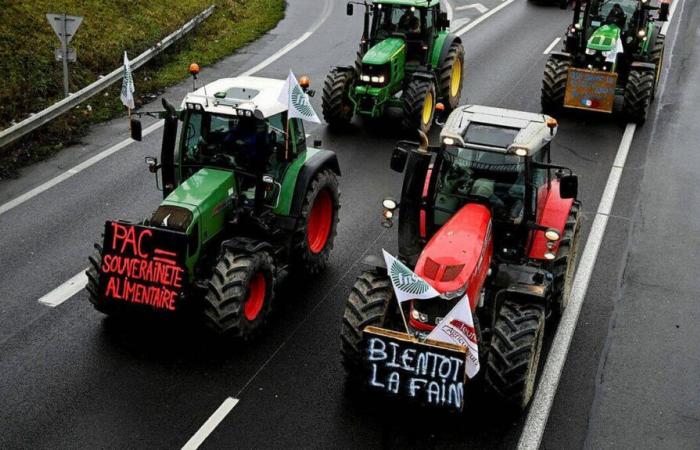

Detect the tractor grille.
xmin=150 ymin=205 xmax=193 ymax=232
xmin=359 ymin=96 xmax=375 ymax=112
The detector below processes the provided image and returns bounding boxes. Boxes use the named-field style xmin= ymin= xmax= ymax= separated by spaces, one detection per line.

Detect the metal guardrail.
xmin=0 ymin=4 xmax=215 ymax=150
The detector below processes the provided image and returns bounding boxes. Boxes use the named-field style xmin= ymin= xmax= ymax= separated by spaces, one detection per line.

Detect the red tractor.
xmin=341 ymin=105 xmax=582 ymax=412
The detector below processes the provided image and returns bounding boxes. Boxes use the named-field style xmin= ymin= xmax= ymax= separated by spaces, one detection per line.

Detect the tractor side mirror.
xmin=437 ymin=12 xmax=450 ymax=28
xmin=559 ymin=174 xmax=578 ymax=199
xmin=390 ymin=144 xmax=409 ymax=173
xmin=145 ymin=156 xmax=159 ymax=173
xmin=658 ymin=2 xmax=669 ymax=21
xmin=347 ymin=3 xmax=354 ymax=15
xmin=130 ymin=119 xmax=142 ymax=141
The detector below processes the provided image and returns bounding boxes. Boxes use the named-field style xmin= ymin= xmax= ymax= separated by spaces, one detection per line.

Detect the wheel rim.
xmin=422 ymin=91 xmax=434 ymax=126
xmin=450 ymin=58 xmax=462 ymax=98
xmin=307 ymin=189 xmax=333 ymax=254
xmin=243 ymin=272 xmax=266 ymax=321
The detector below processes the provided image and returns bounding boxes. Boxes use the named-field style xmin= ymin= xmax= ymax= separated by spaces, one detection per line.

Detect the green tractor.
xmin=86 ymin=71 xmax=341 ymax=338
xmin=322 ymin=0 xmax=465 ymax=134
xmin=541 ymin=0 xmax=670 ymax=123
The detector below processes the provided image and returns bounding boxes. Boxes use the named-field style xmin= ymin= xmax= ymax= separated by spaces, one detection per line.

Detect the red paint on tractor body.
xmin=414 ymin=203 xmax=493 ymax=310
xmin=529 ymin=179 xmax=574 ymax=260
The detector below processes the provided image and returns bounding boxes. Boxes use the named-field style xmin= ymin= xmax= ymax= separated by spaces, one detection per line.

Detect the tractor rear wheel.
xmin=550 ymin=202 xmax=582 ymax=315
xmin=341 ymin=270 xmax=397 ymax=376
xmin=402 ymin=78 xmax=437 ymax=135
xmin=622 ymin=69 xmax=655 ymax=124
xmin=485 ymin=300 xmax=545 ymax=413
xmin=541 ymin=56 xmax=571 ymax=113
xmin=322 ymin=68 xmax=356 ymax=129
xmin=293 ymin=169 xmax=340 ymax=275
xmin=438 ymin=42 xmax=465 ymax=110
xmin=86 ymin=241 xmax=119 ymax=316
xmin=203 ymin=248 xmax=275 ymax=338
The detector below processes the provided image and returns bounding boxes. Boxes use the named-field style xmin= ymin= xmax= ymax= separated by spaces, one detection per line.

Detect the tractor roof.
xmin=373 ymin=0 xmax=441 ymax=7
xmin=182 ymin=76 xmax=286 ymax=119
xmin=440 ymin=105 xmax=557 ymax=155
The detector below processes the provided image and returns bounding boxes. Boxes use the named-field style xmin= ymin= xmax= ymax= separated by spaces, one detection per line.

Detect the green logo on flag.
xmin=291 ymin=84 xmax=314 ymax=118
xmin=390 ymin=260 xmax=430 ymax=295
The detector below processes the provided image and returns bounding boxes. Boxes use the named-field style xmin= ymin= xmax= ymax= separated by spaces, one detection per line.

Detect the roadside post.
xmin=46 ymin=13 xmax=83 ymax=97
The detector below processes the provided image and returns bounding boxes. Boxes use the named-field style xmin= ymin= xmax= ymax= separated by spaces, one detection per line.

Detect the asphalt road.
xmin=0 ymin=0 xmax=694 ymax=448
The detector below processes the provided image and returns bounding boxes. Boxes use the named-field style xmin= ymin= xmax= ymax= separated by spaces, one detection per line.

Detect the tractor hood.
xmin=414 ymin=203 xmax=493 ymax=305
xmin=362 ymin=37 xmax=406 ymax=65
xmin=587 ymin=24 xmax=621 ymax=52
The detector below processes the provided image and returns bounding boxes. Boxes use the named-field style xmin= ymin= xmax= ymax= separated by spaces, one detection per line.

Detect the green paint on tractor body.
xmin=362 ymin=37 xmax=406 ymax=65
xmin=587 ymin=24 xmax=620 ymax=51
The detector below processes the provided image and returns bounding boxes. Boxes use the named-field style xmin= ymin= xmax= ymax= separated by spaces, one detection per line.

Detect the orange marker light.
xmin=435 ymin=102 xmax=446 ymax=111
xmin=189 ymin=63 xmax=200 ymax=76
xmin=546 ymin=117 xmax=558 ymax=129
xmin=298 ymin=75 xmax=311 ymax=89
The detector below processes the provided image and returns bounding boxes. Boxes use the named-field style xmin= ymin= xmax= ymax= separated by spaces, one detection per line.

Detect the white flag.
xmin=606 ymin=38 xmax=624 ymax=63
xmin=382 ymin=249 xmax=440 ymax=304
xmin=277 ymin=70 xmax=321 ymax=123
xmin=427 ymin=296 xmax=480 ymax=379
xmin=120 ymin=51 xmax=135 ymax=109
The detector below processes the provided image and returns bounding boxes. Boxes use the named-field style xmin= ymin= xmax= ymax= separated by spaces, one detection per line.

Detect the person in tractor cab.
xmin=605 ymin=3 xmax=627 ymax=28
xmin=398 ymin=8 xmax=420 ymax=33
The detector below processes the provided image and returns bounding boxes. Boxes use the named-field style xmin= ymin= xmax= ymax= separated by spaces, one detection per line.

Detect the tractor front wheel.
xmin=541 ymin=56 xmax=571 ymax=114
xmin=622 ymin=69 xmax=655 ymax=124
xmin=203 ymin=248 xmax=275 ymax=338
xmin=341 ymin=270 xmax=397 ymax=377
xmin=485 ymin=300 xmax=546 ymax=413
xmin=293 ymin=169 xmax=340 ymax=275
xmin=322 ymin=68 xmax=356 ymax=129
xmin=550 ymin=202 xmax=581 ymax=315
xmin=402 ymin=78 xmax=437 ymax=135
xmin=438 ymin=42 xmax=465 ymax=110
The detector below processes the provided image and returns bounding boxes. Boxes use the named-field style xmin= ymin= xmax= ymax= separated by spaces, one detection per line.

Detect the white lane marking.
xmin=0 ymin=121 xmax=162 ymax=217
xmin=543 ymin=37 xmax=562 ymax=55
xmin=519 ymin=1 xmax=682 ymax=445
xmin=443 ymin=0 xmax=454 ymax=21
xmin=456 ymin=3 xmax=489 ymax=14
xmin=455 ymin=0 xmax=515 ymax=36
xmin=38 ymin=270 xmax=88 ymax=307
xmin=0 ymin=0 xmax=334 ymax=218
xmin=182 ymin=397 xmax=239 ymax=450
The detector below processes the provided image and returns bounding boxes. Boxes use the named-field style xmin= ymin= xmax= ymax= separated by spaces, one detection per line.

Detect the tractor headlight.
xmin=585 ymin=48 xmax=596 ymax=55
xmin=544 ymin=251 xmax=556 ymax=261
xmin=382 ymin=197 xmax=398 ymax=210
xmin=443 ymin=137 xmax=455 ymax=146
xmin=411 ymin=308 xmax=428 ymax=323
xmin=371 ymin=76 xmax=380 ymax=83
xmin=361 ymin=75 xmax=370 ymax=82
xmin=638 ymin=29 xmax=646 ymax=38
xmin=545 ymin=228 xmax=561 ymax=241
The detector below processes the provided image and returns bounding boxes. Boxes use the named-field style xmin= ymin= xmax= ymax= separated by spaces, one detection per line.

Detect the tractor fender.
xmin=289 ymin=150 xmax=341 ymax=218
xmin=434 ymin=34 xmax=462 ymax=70
xmin=548 ymin=51 xmax=573 ymax=62
xmin=493 ymin=263 xmax=552 ymax=308
xmin=333 ymin=65 xmax=356 ymax=74
xmin=221 ymin=236 xmax=274 ymax=255
xmin=528 ymin=180 xmax=575 ymax=260
xmin=630 ymin=61 xmax=657 ymax=72
xmin=409 ymin=70 xmax=437 ymax=86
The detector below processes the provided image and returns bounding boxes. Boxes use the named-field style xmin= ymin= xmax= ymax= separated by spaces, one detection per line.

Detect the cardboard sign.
xmin=98 ymin=221 xmax=188 ymax=312
xmin=363 ymin=326 xmax=468 ymax=412
xmin=564 ymin=68 xmax=618 ymax=113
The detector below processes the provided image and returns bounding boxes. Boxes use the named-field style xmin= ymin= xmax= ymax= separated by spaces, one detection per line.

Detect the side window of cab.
xmin=291 ymin=118 xmax=306 ymax=154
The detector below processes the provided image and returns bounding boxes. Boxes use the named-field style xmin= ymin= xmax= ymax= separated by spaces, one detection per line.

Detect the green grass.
xmin=0 ymin=0 xmax=285 ymax=179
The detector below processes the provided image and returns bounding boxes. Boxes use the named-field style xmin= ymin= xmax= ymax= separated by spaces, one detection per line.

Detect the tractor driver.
xmin=398 ymin=8 xmax=421 ymax=34
xmin=604 ymin=3 xmax=627 ymax=28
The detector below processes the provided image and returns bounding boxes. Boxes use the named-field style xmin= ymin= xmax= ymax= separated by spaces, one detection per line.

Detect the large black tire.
xmin=86 ymin=241 xmax=118 ymax=316
xmin=341 ymin=270 xmax=396 ymax=376
xmin=541 ymin=56 xmax=571 ymax=114
xmin=401 ymin=78 xmax=437 ymax=135
xmin=292 ymin=169 xmax=340 ymax=275
xmin=203 ymin=248 xmax=275 ymax=338
xmin=550 ymin=202 xmax=582 ymax=315
xmin=322 ymin=68 xmax=356 ymax=129
xmin=650 ymin=34 xmax=666 ymax=95
xmin=622 ymin=69 xmax=655 ymax=124
xmin=438 ymin=42 xmax=465 ymax=110
xmin=485 ymin=300 xmax=546 ymax=412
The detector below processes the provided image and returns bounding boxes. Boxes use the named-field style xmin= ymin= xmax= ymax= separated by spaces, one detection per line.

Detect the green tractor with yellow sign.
xmin=541 ymin=0 xmax=670 ymax=123
xmin=86 ymin=71 xmax=341 ymax=338
xmin=322 ymin=0 xmax=464 ymax=134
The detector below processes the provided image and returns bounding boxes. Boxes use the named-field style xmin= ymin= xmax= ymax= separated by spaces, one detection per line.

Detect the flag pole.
xmin=284 ymin=118 xmax=290 ymax=160
xmin=397 ymin=301 xmax=412 ymax=337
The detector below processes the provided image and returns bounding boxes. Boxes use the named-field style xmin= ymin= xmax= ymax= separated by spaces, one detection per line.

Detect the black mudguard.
xmin=289 ymin=150 xmax=341 ymax=218
xmin=631 ymin=61 xmax=657 ymax=72
xmin=549 ymin=50 xmax=573 ymax=62
xmin=437 ymin=34 xmax=462 ymax=70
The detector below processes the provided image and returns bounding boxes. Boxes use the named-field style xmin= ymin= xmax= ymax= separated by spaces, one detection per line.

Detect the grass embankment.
xmin=0 ymin=0 xmax=285 ymax=179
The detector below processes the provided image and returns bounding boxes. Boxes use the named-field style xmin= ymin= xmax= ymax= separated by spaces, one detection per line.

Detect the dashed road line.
xmin=456 ymin=3 xmax=489 ymax=14
xmin=182 ymin=397 xmax=239 ymax=450
xmin=455 ymin=0 xmax=516 ymax=36
xmin=543 ymin=37 xmax=561 ymax=55
xmin=38 ymin=270 xmax=88 ymax=307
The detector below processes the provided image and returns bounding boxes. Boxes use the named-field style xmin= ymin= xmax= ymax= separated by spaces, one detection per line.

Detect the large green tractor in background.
xmin=322 ymin=0 xmax=465 ymax=134
xmin=542 ymin=0 xmax=670 ymax=123
xmin=86 ymin=72 xmax=341 ymax=338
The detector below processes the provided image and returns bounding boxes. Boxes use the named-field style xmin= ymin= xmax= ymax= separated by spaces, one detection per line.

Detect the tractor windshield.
xmin=372 ymin=5 xmax=424 ymax=41
xmin=434 ymin=145 xmax=526 ymax=225
xmin=181 ymin=111 xmax=283 ymax=173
